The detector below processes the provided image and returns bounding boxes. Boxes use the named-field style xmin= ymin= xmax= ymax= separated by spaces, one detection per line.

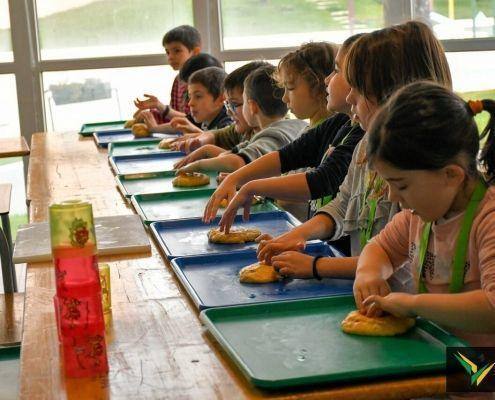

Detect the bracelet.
xmin=312 ymin=255 xmax=324 ymax=281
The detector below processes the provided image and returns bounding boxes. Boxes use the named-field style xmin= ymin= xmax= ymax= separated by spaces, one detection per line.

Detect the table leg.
xmin=0 ymin=227 xmax=14 ymax=293
xmin=0 ymin=215 xmax=15 ymax=292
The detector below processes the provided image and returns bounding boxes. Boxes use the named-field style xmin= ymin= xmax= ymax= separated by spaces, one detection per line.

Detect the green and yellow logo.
xmin=454 ymin=352 xmax=495 ymax=387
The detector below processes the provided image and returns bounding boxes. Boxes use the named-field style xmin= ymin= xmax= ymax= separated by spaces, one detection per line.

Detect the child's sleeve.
xmin=306 ymin=125 xmax=364 ymax=200
xmin=371 ymin=210 xmax=412 ymax=270
xmin=233 ymin=128 xmax=289 ymax=164
xmin=475 ymin=206 xmax=495 ymax=308
xmin=213 ymin=125 xmax=242 ymax=150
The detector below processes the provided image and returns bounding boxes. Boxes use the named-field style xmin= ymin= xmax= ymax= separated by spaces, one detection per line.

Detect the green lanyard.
xmin=359 ymin=172 xmax=384 ymax=249
xmin=417 ymin=180 xmax=487 ymax=294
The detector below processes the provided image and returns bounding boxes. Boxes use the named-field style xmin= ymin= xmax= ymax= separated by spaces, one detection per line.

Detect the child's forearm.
xmin=152 ymin=123 xmax=180 ymax=134
xmin=195 ymin=154 xmax=246 ymax=173
xmin=317 ymin=256 xmax=359 ymax=279
xmin=410 ymin=290 xmax=495 ymax=333
xmin=228 ymin=152 xmax=282 ymax=186
xmin=356 ymin=241 xmax=395 ymax=280
xmin=291 ymin=213 xmax=336 ymax=242
xmin=244 ymin=174 xmax=311 ymax=202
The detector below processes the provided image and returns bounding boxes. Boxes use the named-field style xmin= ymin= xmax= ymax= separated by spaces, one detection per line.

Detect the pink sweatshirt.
xmin=373 ymin=185 xmax=495 ymax=346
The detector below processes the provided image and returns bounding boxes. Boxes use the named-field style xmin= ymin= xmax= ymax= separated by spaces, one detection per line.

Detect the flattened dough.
xmin=239 ymin=262 xmax=279 ymax=283
xmin=159 ymin=138 xmax=175 ymax=149
xmin=208 ymin=228 xmax=261 ymax=244
xmin=172 ymin=172 xmax=210 ymax=187
xmin=132 ymin=123 xmax=151 ymax=138
xmin=124 ymin=119 xmax=136 ymax=128
xmin=341 ymin=310 xmax=415 ymax=336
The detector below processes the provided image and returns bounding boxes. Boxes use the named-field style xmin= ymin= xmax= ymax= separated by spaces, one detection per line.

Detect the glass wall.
xmin=0 ymin=0 xmax=12 ymax=62
xmin=36 ymin=0 xmax=194 ymax=59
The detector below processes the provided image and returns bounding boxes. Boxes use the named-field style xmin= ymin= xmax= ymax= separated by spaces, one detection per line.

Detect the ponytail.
xmin=476 ymin=100 xmax=495 ymax=182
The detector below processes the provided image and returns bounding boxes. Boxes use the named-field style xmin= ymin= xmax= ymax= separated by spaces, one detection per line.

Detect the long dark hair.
xmin=367 ymin=81 xmax=495 ymax=183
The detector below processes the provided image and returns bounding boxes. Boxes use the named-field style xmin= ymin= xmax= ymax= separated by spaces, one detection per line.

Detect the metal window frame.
xmin=2 ymin=0 xmax=495 ymax=180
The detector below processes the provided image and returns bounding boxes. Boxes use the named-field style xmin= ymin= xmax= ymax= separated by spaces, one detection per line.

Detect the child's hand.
xmin=173 ymin=147 xmax=208 ymax=169
xmin=362 ymin=292 xmax=416 ymax=318
xmin=203 ymin=176 xmax=237 ymax=223
xmin=218 ymin=185 xmax=255 ymax=233
xmin=257 ymin=232 xmax=307 ymax=265
xmin=353 ymin=272 xmax=391 ymax=316
xmin=176 ymin=160 xmax=201 ymax=175
xmin=141 ymin=111 xmax=158 ymax=130
xmin=174 ymin=138 xmax=202 ymax=154
xmin=134 ymin=94 xmax=163 ymax=110
xmin=271 ymin=251 xmax=314 ymax=278
xmin=170 ymin=117 xmax=202 ymax=134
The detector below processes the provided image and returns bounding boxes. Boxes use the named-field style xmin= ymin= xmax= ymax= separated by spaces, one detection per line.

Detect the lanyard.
xmin=417 ymin=180 xmax=487 ymax=294
xmin=359 ymin=172 xmax=385 ymax=249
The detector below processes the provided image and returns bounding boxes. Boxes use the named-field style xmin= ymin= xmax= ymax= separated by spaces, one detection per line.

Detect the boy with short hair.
xmin=175 ymin=64 xmax=307 ymax=173
xmin=186 ymin=66 xmax=232 ymax=131
xmin=171 ymin=61 xmax=270 ymax=154
xmin=134 ymin=25 xmax=201 ymax=123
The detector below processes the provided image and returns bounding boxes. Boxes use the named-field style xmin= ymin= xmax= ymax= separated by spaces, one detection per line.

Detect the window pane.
xmin=0 ymin=75 xmax=20 ymax=137
xmin=36 ymin=0 xmax=193 ymax=60
xmin=0 ymin=0 xmax=13 ymax=62
xmin=0 ymin=75 xmax=27 ymax=240
xmin=448 ymin=51 xmax=495 ymax=131
xmin=430 ymin=1 xmax=495 ymax=39
xmin=220 ymin=0 xmax=389 ymax=50
xmin=43 ymin=66 xmax=177 ymax=131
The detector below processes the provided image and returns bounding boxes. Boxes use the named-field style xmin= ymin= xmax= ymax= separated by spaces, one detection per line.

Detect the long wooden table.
xmin=19 ymin=132 xmax=446 ymax=399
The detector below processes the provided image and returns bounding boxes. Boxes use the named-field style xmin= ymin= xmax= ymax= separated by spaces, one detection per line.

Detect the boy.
xmin=176 ymin=65 xmax=307 ymax=173
xmin=144 ymin=53 xmax=223 ymax=134
xmin=187 ymin=66 xmax=232 ymax=132
xmin=171 ymin=61 xmax=270 ymax=154
xmin=134 ymin=25 xmax=201 ymax=123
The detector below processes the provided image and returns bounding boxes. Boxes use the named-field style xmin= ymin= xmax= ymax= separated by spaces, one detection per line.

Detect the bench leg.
xmin=0 ymin=227 xmax=14 ymax=293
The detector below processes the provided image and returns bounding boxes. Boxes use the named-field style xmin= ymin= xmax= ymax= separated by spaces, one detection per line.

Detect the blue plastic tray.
xmin=94 ymin=129 xmax=179 ymax=148
xmin=150 ymin=211 xmax=302 ymax=259
xmin=109 ymin=152 xmax=185 ymax=175
xmin=171 ymin=245 xmax=352 ymax=310
xmin=108 ymin=138 xmax=179 ymax=157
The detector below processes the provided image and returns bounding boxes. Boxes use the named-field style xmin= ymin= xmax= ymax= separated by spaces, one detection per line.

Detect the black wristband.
xmin=312 ymin=255 xmax=324 ymax=281
xmin=163 ymin=105 xmax=170 ymax=117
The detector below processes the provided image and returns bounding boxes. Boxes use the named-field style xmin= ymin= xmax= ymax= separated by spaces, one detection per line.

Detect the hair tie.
xmin=468 ymin=99 xmax=483 ymax=115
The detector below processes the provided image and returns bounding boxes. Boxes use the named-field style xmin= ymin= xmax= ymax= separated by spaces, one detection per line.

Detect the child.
xmin=176 ymin=65 xmax=307 ymax=174
xmin=256 ymin=21 xmax=452 ymax=281
xmin=134 ymin=25 xmax=201 ymax=124
xmin=143 ymin=53 xmax=223 ymax=134
xmin=204 ymin=36 xmax=364 ymax=230
xmin=170 ymin=61 xmax=270 ymax=155
xmin=185 ymin=66 xmax=232 ymax=132
xmin=355 ymin=81 xmax=495 ymax=346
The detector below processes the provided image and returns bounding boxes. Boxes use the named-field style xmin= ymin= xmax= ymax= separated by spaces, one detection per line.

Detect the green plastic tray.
xmin=108 ymin=138 xmax=170 ymax=157
xmin=79 ymin=120 xmax=127 ymax=137
xmin=116 ymin=171 xmax=219 ymax=198
xmin=200 ymin=295 xmax=465 ymax=389
xmin=132 ymin=189 xmax=280 ymax=224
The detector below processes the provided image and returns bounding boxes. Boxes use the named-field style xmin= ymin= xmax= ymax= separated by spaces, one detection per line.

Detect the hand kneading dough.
xmin=124 ymin=119 xmax=136 ymax=128
xmin=341 ymin=310 xmax=415 ymax=336
xmin=159 ymin=138 xmax=175 ymax=149
xmin=208 ymin=228 xmax=261 ymax=244
xmin=132 ymin=123 xmax=151 ymax=138
xmin=172 ymin=172 xmax=210 ymax=187
xmin=239 ymin=262 xmax=279 ymax=283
